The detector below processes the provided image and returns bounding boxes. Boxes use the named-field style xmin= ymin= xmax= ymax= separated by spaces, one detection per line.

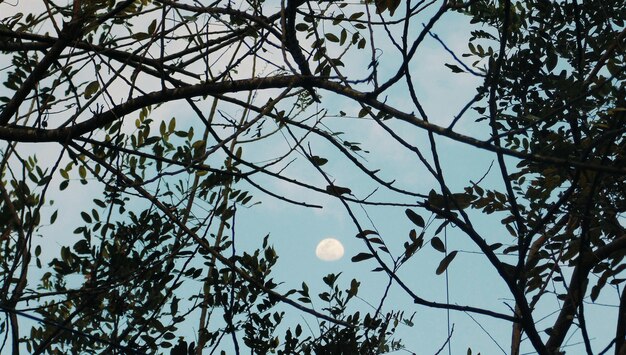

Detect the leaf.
xmin=428 ymin=190 xmax=474 ymax=210
xmin=322 ymin=274 xmax=337 ymax=287
xmin=503 ymin=245 xmax=518 ymax=254
xmin=358 ymin=38 xmax=366 ymax=49
xmin=132 ymin=32 xmax=150 ymax=40
xmin=445 ymin=63 xmax=465 ymax=73
xmin=235 ymin=146 xmax=243 ymax=159
xmin=428 ymin=190 xmax=446 ymax=208
xmin=319 ymin=292 xmax=330 ymax=301
xmin=310 ymin=155 xmax=328 ymax=166
xmin=436 ymin=251 xmax=458 ymax=275
xmin=168 ymin=117 xmax=176 ymax=133
xmin=414 ymin=232 xmax=424 ymax=248
xmin=326 ymin=184 xmax=351 ymax=196
xmin=375 ymin=0 xmax=401 ymax=15
xmin=93 ymin=199 xmax=106 ymax=208
xmin=148 ymin=19 xmax=157 ymax=34
xmin=431 ymin=237 xmax=446 ymax=253
xmin=403 ymin=230 xmax=423 ymax=261
xmin=349 ymin=12 xmax=364 ymax=20
xmin=84 ymin=80 xmax=100 ymax=99
xmin=325 ymin=33 xmax=339 ymax=42
xmin=368 ymin=237 xmax=384 ymax=245
xmin=591 ymin=273 xmax=608 ymax=302
xmin=313 ymin=48 xmax=325 ymax=61
xmin=489 ymin=243 xmax=503 ymax=250
xmin=177 ymin=340 xmax=194 ymax=355
xmin=351 ymin=252 xmax=374 ymax=262
xmin=300 ymin=282 xmax=309 ymax=297
xmin=78 ymin=165 xmax=86 ymax=179
xmin=387 ymin=0 xmax=401 ymax=15
xmin=332 ymin=14 xmax=344 ymax=25
xmin=590 ymin=284 xmax=601 ymax=302
xmin=80 ymin=212 xmax=92 ymax=223
xmin=160 ymin=341 xmax=172 ymax=348
xmin=73 ymin=240 xmax=90 ymax=254
xmin=355 ymin=230 xmax=378 ymax=239
xmin=348 ymin=279 xmax=360 ymax=297
xmin=405 ymin=209 xmax=425 ymax=228
xmin=50 ymin=210 xmax=58 ymax=224
xmin=374 ymin=0 xmax=388 ymax=14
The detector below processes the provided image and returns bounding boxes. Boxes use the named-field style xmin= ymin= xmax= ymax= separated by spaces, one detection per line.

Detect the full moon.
xmin=315 ymin=238 xmax=345 ymax=261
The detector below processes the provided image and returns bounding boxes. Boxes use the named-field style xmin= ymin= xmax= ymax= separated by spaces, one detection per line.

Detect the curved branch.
xmin=2 ymin=76 xmax=626 ymax=176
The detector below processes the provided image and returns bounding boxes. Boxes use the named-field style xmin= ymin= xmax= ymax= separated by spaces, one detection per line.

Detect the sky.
xmin=0 ymin=0 xmax=620 ymax=354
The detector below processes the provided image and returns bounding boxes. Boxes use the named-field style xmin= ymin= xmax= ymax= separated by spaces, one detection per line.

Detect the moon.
xmin=315 ymin=238 xmax=345 ymax=261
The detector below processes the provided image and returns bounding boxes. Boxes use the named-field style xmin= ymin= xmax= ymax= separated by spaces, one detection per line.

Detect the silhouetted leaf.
xmin=73 ymin=240 xmax=89 ymax=254
xmin=368 ymin=237 xmax=384 ymax=245
xmin=325 ymin=33 xmax=339 ymax=42
xmin=351 ymin=253 xmax=374 ymax=262
xmin=431 ymin=237 xmax=446 ymax=253
xmin=489 ymin=243 xmax=503 ymax=250
xmin=348 ymin=279 xmax=360 ymax=297
xmin=80 ymin=212 xmax=92 ymax=223
xmin=405 ymin=209 xmax=425 ymax=228
xmin=445 ymin=63 xmax=465 ymax=73
xmin=84 ymin=80 xmax=99 ymax=99
xmin=436 ymin=251 xmax=457 ymax=275
xmin=310 ymin=155 xmax=328 ymax=166
xmin=326 ymin=184 xmax=351 ymax=196
xmin=428 ymin=190 xmax=474 ymax=210
xmin=356 ymin=230 xmax=378 ymax=239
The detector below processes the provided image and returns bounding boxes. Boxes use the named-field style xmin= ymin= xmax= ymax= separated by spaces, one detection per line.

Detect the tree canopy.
xmin=0 ymin=0 xmax=625 ymax=354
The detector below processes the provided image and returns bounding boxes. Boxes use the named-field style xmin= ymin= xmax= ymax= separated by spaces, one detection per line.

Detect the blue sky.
xmin=0 ymin=1 xmax=620 ymax=354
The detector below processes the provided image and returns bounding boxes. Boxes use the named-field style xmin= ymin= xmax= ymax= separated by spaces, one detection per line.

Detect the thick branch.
xmin=546 ymin=235 xmax=626 ymax=352
xmin=1 ymin=76 xmax=625 ymax=175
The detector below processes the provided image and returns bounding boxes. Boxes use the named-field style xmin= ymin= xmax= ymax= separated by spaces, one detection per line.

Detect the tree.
xmin=0 ymin=0 xmax=624 ymax=354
